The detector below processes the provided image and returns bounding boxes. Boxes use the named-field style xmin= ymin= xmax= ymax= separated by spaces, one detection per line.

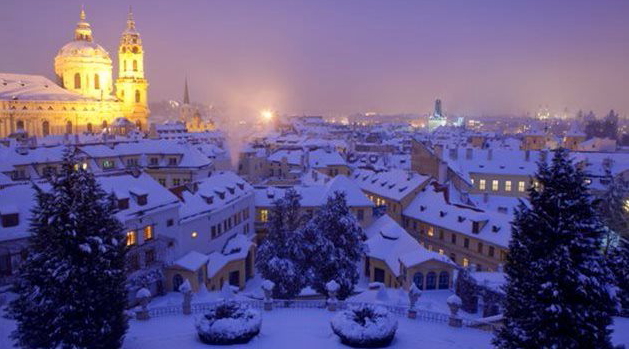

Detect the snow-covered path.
xmin=123 ymin=308 xmax=493 ymax=349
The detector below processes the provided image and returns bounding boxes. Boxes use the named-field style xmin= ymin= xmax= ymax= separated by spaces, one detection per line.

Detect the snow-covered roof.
xmin=352 ymin=168 xmax=430 ymax=201
xmin=96 ymin=173 xmax=181 ymax=220
xmin=254 ymin=175 xmax=374 ymax=208
xmin=308 ymin=148 xmax=347 ymax=168
xmin=206 ymin=233 xmax=253 ymax=278
xmin=0 ymin=184 xmax=37 ymax=242
xmin=268 ymin=149 xmax=303 ymax=166
xmin=173 ymin=250 xmax=209 ymax=271
xmin=365 ymin=215 xmax=455 ymax=276
xmin=470 ymin=271 xmax=506 ymax=293
xmin=403 ymin=181 xmax=513 ymax=248
xmin=179 ymin=171 xmax=253 ymax=221
xmin=0 ymin=73 xmax=91 ymax=101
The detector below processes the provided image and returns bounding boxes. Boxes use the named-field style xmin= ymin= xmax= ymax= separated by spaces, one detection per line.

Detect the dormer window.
xmin=457 ymin=216 xmax=466 ymax=223
xmin=439 ymin=211 xmax=447 ymax=217
xmin=1 ymin=213 xmax=19 ymax=227
xmin=136 ymin=195 xmax=147 ymax=206
xmin=237 ymin=182 xmax=245 ymax=190
xmin=102 ymin=160 xmax=115 ymax=169
xmin=149 ymin=157 xmax=159 ymax=166
xmin=168 ymin=157 xmax=178 ymax=166
xmin=420 ymin=205 xmax=426 ymax=212
xmin=227 ymin=186 xmax=235 ymax=195
xmin=202 ymin=195 xmax=214 ymax=205
xmin=472 ymin=221 xmax=480 ymax=234
xmin=117 ymin=198 xmax=130 ymax=210
xmin=492 ymin=225 xmax=501 ymax=233
xmin=215 ymin=190 xmax=225 ymax=200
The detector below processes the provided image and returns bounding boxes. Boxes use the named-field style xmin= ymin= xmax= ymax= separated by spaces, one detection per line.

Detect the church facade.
xmin=0 ymin=8 xmax=149 ymax=138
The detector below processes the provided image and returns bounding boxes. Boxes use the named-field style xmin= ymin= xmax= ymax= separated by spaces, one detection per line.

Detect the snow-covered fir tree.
xmin=255 ymin=189 xmax=307 ymax=299
xmin=595 ymin=159 xmax=629 ymax=255
xmin=8 ymin=148 xmax=128 ymax=349
xmin=494 ymin=148 xmax=617 ymax=349
xmin=608 ymin=237 xmax=629 ymax=312
xmin=302 ymin=192 xmax=365 ymax=300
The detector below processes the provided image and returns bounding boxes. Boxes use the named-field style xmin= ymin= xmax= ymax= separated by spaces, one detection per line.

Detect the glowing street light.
xmin=260 ymin=110 xmax=274 ymax=121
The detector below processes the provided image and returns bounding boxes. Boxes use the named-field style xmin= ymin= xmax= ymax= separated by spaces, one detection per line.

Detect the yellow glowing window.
xmin=191 ymin=231 xmax=198 ymax=238
xmin=260 ymin=209 xmax=268 ymax=222
xmin=143 ymin=226 xmax=153 ymax=241
xmin=479 ymin=179 xmax=486 ymax=190
xmin=492 ymin=180 xmax=499 ymax=191
xmin=463 ymin=258 xmax=469 ymax=267
xmin=505 ymin=181 xmax=512 ymax=191
xmin=126 ymin=231 xmax=136 ymax=246
xmin=518 ymin=181 xmax=525 ymax=192
xmin=471 ymin=178 xmax=475 ymax=185
xmin=438 ymin=249 xmax=444 ymax=255
xmin=427 ymin=227 xmax=434 ymax=237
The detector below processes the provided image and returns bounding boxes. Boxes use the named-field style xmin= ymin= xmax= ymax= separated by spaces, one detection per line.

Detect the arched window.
xmin=426 ymin=272 xmax=436 ymax=290
xmin=438 ymin=271 xmax=450 ymax=289
xmin=120 ymin=90 xmax=125 ymax=101
xmin=173 ymin=274 xmax=183 ymax=292
xmin=123 ymin=60 xmax=127 ymax=71
xmin=94 ymin=74 xmax=100 ymax=89
xmin=66 ymin=121 xmax=73 ymax=134
xmin=42 ymin=121 xmax=50 ymax=136
xmin=135 ymin=90 xmax=141 ymax=103
xmin=132 ymin=46 xmax=139 ymax=54
xmin=86 ymin=123 xmax=93 ymax=133
xmin=133 ymin=60 xmax=138 ymax=71
xmin=122 ymin=47 xmax=126 ymax=53
xmin=413 ymin=272 xmax=424 ymax=290
xmin=16 ymin=120 xmax=24 ymax=130
xmin=135 ymin=120 xmax=142 ymax=131
xmin=74 ymin=73 xmax=81 ymax=89
xmin=102 ymin=120 xmax=108 ymax=130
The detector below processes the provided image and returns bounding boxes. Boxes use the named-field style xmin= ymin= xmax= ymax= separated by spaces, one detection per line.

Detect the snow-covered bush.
xmin=196 ymin=301 xmax=261 ymax=345
xmin=331 ymin=305 xmax=398 ymax=348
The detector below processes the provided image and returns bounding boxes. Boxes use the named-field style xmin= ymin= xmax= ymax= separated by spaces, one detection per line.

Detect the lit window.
xmin=126 ymin=231 xmax=136 ymax=246
xmin=471 ymin=178 xmax=475 ymax=185
xmin=260 ymin=209 xmax=268 ymax=222
xmin=479 ymin=179 xmax=486 ymax=190
xmin=191 ymin=231 xmax=198 ymax=238
xmin=438 ymin=249 xmax=444 ymax=255
xmin=143 ymin=226 xmax=153 ymax=241
xmin=427 ymin=227 xmax=434 ymax=237
xmin=492 ymin=180 xmax=499 ymax=191
xmin=518 ymin=181 xmax=525 ymax=192
xmin=463 ymin=258 xmax=469 ymax=267
xmin=505 ymin=181 xmax=512 ymax=191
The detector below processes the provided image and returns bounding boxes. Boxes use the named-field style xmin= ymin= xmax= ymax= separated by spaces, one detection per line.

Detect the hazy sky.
xmin=1 ymin=0 xmax=628 ymax=117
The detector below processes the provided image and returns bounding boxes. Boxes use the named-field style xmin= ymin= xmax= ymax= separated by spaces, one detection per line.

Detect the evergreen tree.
xmin=608 ymin=237 xmax=629 ymax=311
xmin=255 ymin=189 xmax=306 ymax=299
xmin=304 ymin=192 xmax=365 ymax=299
xmin=454 ymin=267 xmax=478 ymax=314
xmin=8 ymin=148 xmax=128 ymax=349
xmin=596 ymin=160 xmax=629 ymax=253
xmin=494 ymin=148 xmax=617 ymax=349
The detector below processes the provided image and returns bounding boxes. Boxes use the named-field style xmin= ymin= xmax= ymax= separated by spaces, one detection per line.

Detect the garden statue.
xmin=261 ymin=279 xmax=275 ymax=311
xmin=407 ymin=283 xmax=421 ymax=319
xmin=326 ymin=280 xmax=340 ymax=311
xmin=135 ymin=287 xmax=151 ymax=320
xmin=179 ymin=279 xmax=193 ymax=315
xmin=447 ymin=294 xmax=463 ymax=327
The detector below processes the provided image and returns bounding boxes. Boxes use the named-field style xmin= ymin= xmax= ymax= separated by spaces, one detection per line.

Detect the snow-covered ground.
xmin=124 ymin=307 xmax=492 ymax=349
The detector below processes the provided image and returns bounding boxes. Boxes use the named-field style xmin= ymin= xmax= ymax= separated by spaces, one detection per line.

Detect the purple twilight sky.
xmin=1 ymin=0 xmax=629 ymax=117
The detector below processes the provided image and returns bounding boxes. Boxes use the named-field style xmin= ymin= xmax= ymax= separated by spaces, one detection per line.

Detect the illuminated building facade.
xmin=0 ymin=8 xmax=149 ymax=137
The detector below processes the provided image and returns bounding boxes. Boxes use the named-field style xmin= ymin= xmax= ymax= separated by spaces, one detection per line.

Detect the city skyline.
xmin=1 ymin=0 xmax=628 ymax=117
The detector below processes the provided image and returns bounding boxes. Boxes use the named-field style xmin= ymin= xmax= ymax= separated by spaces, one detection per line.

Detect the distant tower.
xmin=115 ymin=7 xmax=149 ymax=130
xmin=428 ymin=98 xmax=447 ymax=132
xmin=183 ymin=77 xmax=190 ymax=105
xmin=434 ymin=99 xmax=443 ymax=118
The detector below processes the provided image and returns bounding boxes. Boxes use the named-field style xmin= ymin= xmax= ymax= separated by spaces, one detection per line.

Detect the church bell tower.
xmin=115 ymin=8 xmax=149 ymax=130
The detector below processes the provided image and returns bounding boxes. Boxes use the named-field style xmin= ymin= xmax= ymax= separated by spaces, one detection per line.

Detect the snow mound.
xmin=195 ymin=301 xmax=262 ymax=345
xmin=330 ymin=305 xmax=398 ymax=347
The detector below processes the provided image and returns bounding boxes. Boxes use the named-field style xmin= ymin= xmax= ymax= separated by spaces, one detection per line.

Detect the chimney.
xmin=525 ymin=150 xmax=530 ymax=162
xmin=487 ymin=149 xmax=493 ymax=161
xmin=466 ymin=148 xmax=473 ymax=160
xmin=449 ymin=148 xmax=457 ymax=160
xmin=438 ymin=160 xmax=448 ymax=184
xmin=434 ymin=144 xmax=444 ymax=159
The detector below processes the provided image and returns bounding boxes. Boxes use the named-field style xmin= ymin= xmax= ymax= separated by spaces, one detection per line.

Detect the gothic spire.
xmin=183 ymin=77 xmax=190 ymax=104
